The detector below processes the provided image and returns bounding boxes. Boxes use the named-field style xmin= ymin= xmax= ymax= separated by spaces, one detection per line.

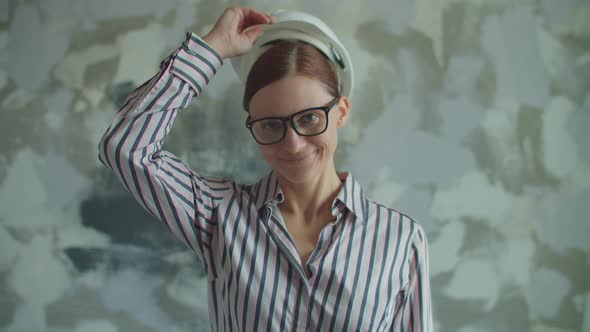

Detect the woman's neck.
xmin=276 ymin=164 xmax=343 ymax=224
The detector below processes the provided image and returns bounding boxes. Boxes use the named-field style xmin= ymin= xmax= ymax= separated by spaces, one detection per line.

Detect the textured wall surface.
xmin=1 ymin=0 xmax=589 ymax=331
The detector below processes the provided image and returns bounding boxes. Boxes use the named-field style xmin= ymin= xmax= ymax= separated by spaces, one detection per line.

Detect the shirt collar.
xmin=253 ymin=171 xmax=367 ymax=222
xmin=331 ymin=172 xmax=367 ymax=221
xmin=252 ymin=170 xmax=284 ymax=211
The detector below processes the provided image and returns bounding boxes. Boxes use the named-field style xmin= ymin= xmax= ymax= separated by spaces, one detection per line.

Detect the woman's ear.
xmin=335 ymin=96 xmax=350 ymax=128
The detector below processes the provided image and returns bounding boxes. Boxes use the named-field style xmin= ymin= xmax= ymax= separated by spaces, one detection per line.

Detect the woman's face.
xmin=248 ymin=75 xmax=350 ymax=184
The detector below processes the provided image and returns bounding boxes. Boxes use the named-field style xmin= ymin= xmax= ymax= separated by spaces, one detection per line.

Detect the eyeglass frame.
xmin=245 ymin=96 xmax=341 ymax=145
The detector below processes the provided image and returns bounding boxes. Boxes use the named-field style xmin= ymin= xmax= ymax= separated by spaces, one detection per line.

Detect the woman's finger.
xmin=241 ymin=7 xmax=273 ymax=26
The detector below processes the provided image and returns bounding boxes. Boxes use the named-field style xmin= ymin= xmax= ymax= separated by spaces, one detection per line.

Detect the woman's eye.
xmin=262 ymin=122 xmax=282 ymax=131
xmin=300 ymin=113 xmax=319 ymax=123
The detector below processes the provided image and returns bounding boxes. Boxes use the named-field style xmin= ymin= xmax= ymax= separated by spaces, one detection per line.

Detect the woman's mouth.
xmin=278 ymin=151 xmax=315 ymax=163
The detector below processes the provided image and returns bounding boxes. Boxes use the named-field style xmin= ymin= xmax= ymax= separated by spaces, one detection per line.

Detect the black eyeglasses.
xmin=245 ymin=96 xmax=340 ymax=145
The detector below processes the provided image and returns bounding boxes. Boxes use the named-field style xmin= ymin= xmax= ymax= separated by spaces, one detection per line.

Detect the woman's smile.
xmin=278 ymin=150 xmax=316 ymax=164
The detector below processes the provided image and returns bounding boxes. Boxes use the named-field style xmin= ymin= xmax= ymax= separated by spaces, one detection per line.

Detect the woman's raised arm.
xmin=98 ymin=7 xmax=274 ymax=279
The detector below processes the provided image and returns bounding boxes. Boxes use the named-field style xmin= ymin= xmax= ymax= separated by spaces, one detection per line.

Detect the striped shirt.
xmin=98 ymin=32 xmax=433 ymax=332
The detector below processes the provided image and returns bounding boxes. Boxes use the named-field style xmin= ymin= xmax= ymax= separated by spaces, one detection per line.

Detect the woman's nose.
xmin=280 ymin=124 xmax=306 ymax=150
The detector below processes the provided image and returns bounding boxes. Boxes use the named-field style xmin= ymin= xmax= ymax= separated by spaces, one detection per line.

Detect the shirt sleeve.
xmin=391 ymin=224 xmax=433 ymax=331
xmin=98 ymin=32 xmax=231 ymax=280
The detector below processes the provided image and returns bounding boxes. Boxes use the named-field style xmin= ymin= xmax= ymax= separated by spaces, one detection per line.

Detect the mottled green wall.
xmin=0 ymin=0 xmax=589 ymax=331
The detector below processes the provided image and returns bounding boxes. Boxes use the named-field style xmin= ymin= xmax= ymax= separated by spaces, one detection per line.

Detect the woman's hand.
xmin=202 ymin=7 xmax=276 ymax=60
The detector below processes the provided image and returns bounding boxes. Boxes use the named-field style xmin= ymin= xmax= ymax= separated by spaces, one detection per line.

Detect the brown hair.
xmin=243 ymin=40 xmax=340 ymax=111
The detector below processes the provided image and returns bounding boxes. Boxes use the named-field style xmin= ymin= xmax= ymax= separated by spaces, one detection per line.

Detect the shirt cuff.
xmin=167 ymin=32 xmax=224 ymax=95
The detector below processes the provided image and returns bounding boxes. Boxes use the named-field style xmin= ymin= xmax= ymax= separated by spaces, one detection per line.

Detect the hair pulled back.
xmin=243 ymin=40 xmax=339 ymax=111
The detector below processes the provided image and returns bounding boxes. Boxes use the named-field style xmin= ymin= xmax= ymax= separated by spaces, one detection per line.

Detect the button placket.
xmin=265 ymin=205 xmax=311 ymax=289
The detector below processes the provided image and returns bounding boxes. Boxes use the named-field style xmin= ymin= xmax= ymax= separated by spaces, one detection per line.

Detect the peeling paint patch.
xmin=542 ymin=97 xmax=580 ymax=179
xmin=9 ymin=235 xmax=71 ymax=306
xmin=530 ymin=267 xmax=571 ymax=319
xmin=443 ymin=259 xmax=499 ymax=310
xmin=348 ymin=94 xmax=475 ymax=187
xmin=0 ymin=0 xmax=8 ymax=23
xmin=8 ymin=4 xmax=70 ymax=90
xmin=53 ymin=44 xmax=119 ymax=92
xmin=582 ymin=293 xmax=590 ymax=332
xmin=499 ymin=239 xmax=534 ymax=287
xmin=431 ymin=170 xmax=512 ymax=225
xmin=101 ymin=269 xmax=173 ymax=331
xmin=1 ymin=88 xmax=34 ymax=110
xmin=43 ymin=88 xmax=74 ymax=130
xmin=367 ymin=165 xmax=407 ymax=207
xmin=0 ymin=149 xmax=53 ymax=230
xmin=0 ymin=225 xmax=21 ymax=272
xmin=481 ymin=7 xmax=550 ymax=108
xmin=429 ymin=221 xmax=465 ymax=276
xmin=371 ymin=0 xmax=415 ymax=34
xmin=73 ymin=320 xmax=120 ymax=332
xmin=83 ymin=0 xmax=175 ymax=21
xmin=538 ymin=188 xmax=590 ymax=254
xmin=114 ymin=23 xmax=168 ymax=86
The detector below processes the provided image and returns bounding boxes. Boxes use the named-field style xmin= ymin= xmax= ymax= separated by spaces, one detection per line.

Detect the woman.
xmin=99 ymin=6 xmax=432 ymax=331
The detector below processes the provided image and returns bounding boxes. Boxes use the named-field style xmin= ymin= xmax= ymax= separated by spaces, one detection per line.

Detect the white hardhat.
xmin=231 ymin=9 xmax=353 ymax=108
